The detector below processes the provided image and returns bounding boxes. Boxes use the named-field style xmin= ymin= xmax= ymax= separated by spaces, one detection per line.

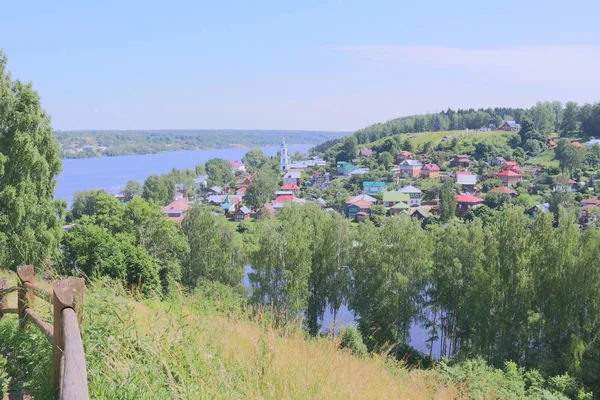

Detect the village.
xmin=157 ymin=124 xmax=600 ymax=228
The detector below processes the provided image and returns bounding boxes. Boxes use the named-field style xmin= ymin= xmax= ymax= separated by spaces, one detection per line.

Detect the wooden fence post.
xmin=0 ymin=278 xmax=6 ymax=319
xmin=52 ymin=278 xmax=85 ymax=400
xmin=16 ymin=265 xmax=34 ymax=329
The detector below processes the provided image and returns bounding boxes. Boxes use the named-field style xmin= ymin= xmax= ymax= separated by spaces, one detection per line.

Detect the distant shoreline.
xmin=60 ymin=143 xmax=317 ymax=160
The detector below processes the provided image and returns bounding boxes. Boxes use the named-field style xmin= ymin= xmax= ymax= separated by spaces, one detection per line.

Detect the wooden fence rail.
xmin=0 ymin=265 xmax=89 ymax=400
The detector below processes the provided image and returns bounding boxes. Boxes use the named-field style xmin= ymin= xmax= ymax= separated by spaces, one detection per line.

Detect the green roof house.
xmin=382 ymin=192 xmax=410 ymax=208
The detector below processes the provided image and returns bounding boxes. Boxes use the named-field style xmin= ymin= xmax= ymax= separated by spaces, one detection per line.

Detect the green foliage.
xmin=121 ymin=180 xmax=142 ymax=201
xmin=554 ymin=139 xmax=585 ymax=173
xmin=142 ymin=174 xmax=175 ymax=206
xmin=195 ymin=162 xmax=206 ymax=176
xmin=242 ymin=148 xmax=270 ymax=172
xmin=439 ymin=179 xmax=456 ymax=223
xmin=244 ymin=167 xmax=280 ymax=210
xmin=338 ymin=325 xmax=368 ymax=357
xmin=481 ymin=178 xmax=502 ymax=192
xmin=0 ymin=50 xmax=63 ymax=270
xmin=69 ymin=190 xmax=105 ymax=221
xmin=342 ymin=135 xmax=358 ymax=161
xmin=205 ymin=158 xmax=235 ymax=187
xmin=377 ymin=151 xmax=393 ymax=167
xmin=182 ymin=206 xmax=245 ymax=287
xmin=561 ymin=102 xmax=580 ymax=137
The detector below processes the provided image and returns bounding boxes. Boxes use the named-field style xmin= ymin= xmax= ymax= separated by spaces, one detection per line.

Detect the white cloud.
xmin=340 ymin=45 xmax=600 ymax=86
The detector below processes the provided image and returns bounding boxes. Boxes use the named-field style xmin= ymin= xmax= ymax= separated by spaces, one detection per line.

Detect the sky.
xmin=1 ymin=0 xmax=599 ymax=132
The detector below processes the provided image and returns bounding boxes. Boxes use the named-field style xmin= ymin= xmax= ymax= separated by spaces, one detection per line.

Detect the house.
xmin=553 ymin=179 xmax=579 ymax=193
xmin=526 ymin=203 xmax=550 ymax=218
xmin=496 ymin=169 xmax=523 ymax=186
xmin=194 ymin=175 xmax=209 ymax=188
xmin=236 ymin=186 xmax=247 ymax=196
xmin=421 ymin=164 xmax=440 ymax=179
xmin=382 ymin=192 xmax=410 ymax=208
xmin=348 ymin=194 xmax=377 ymax=204
xmin=527 ymin=166 xmax=544 ymax=176
xmin=358 ymin=149 xmax=373 ymax=157
xmin=491 ymin=157 xmax=507 ymax=166
xmin=283 ymin=171 xmax=302 ymax=186
xmin=399 ymin=160 xmax=423 ymax=178
xmin=455 ymin=194 xmax=484 ymax=218
xmin=363 ymin=181 xmax=387 ymax=195
xmin=547 ymin=140 xmax=557 ymax=149
xmin=311 ymin=172 xmax=330 ymax=184
xmin=586 ymin=139 xmax=600 ymax=147
xmin=490 ymin=186 xmax=518 ymax=197
xmin=236 ymin=175 xmax=253 ymax=188
xmin=498 ymin=120 xmax=521 ymax=131
xmin=580 ymin=199 xmax=600 ymax=224
xmin=162 ymin=198 xmax=191 ymax=222
xmin=394 ymin=151 xmax=414 ymax=164
xmin=275 ymin=193 xmax=294 ymax=204
xmin=346 ymin=200 xmax=372 ymax=219
xmin=349 ymin=168 xmax=370 ymax=176
xmin=337 ymin=161 xmax=355 ymax=177
xmin=355 ymin=211 xmax=370 ymax=222
xmin=231 ymin=161 xmax=246 ymax=173
xmin=572 ymin=142 xmax=582 ymax=148
xmin=253 ymin=203 xmax=276 ymax=220
xmin=450 ymin=155 xmax=472 ymax=168
xmin=390 ymin=202 xmax=409 ymax=215
xmin=206 ymin=186 xmax=223 ymax=196
xmin=233 ymin=206 xmax=252 ymax=222
xmin=410 ymin=207 xmax=431 ymax=220
xmin=399 ymin=185 xmax=422 ymax=206
xmin=456 ymin=171 xmax=477 ymax=192
xmin=281 ymin=183 xmax=300 ymax=193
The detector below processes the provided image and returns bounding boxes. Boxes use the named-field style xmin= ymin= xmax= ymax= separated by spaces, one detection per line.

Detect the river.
xmin=55 ymin=145 xmax=438 ymax=357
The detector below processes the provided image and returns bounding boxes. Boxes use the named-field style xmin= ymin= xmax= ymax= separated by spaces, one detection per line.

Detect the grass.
xmin=0 ymin=271 xmax=583 ymax=399
xmin=0 ymin=272 xmax=464 ymax=399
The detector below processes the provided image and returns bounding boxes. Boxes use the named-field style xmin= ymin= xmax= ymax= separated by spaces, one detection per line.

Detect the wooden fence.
xmin=0 ymin=265 xmax=89 ymax=400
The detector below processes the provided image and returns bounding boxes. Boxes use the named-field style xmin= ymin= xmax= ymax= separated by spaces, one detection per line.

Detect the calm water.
xmin=55 ymin=145 xmax=312 ymax=205
xmin=55 ymin=145 xmax=437 ymax=356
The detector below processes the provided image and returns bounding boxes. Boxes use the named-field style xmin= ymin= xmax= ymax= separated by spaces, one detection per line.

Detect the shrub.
xmin=338 ymin=325 xmax=368 ymax=357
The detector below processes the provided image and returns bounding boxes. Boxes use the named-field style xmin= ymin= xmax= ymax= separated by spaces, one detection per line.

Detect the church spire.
xmin=280 ymin=137 xmax=290 ymax=171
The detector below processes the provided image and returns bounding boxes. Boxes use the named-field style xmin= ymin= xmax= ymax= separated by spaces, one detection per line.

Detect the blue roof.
xmin=363 ymin=181 xmax=387 ymax=188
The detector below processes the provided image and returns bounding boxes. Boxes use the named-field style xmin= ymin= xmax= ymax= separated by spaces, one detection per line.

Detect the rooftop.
xmin=455 ymin=194 xmax=484 ymax=204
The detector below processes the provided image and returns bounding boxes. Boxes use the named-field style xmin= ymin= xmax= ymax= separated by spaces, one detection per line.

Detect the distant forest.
xmin=55 ymin=129 xmax=349 ymax=159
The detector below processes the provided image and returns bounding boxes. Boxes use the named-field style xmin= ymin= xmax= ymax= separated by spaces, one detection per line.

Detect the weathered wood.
xmin=0 ymin=307 xmax=18 ymax=314
xmin=60 ymin=308 xmax=89 ymax=400
xmin=24 ymin=308 xmax=54 ymax=342
xmin=0 ymin=278 xmax=6 ymax=319
xmin=17 ymin=265 xmax=35 ymax=329
xmin=0 ymin=285 xmax=18 ymax=296
xmin=24 ymin=281 xmax=54 ymax=303
xmin=53 ymin=279 xmax=85 ymax=399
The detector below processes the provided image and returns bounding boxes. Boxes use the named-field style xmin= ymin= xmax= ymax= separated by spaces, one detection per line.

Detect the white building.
xmin=399 ymin=184 xmax=422 ymax=206
xmin=280 ymin=138 xmax=290 ymax=171
xmin=283 ymin=170 xmax=301 ymax=186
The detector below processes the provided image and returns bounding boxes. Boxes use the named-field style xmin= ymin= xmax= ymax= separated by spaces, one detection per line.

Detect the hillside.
xmin=0 ymin=270 xmax=580 ymax=400
xmin=55 ymin=129 xmax=349 ymax=159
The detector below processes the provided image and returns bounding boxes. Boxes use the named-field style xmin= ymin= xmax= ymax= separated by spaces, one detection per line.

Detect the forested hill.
xmin=56 ymin=129 xmax=349 ymax=159
xmin=312 ymin=106 xmax=527 ymax=154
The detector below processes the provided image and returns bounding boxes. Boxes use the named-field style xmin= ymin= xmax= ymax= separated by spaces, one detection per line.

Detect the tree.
xmin=403 ymin=138 xmax=413 ymax=152
xmin=242 ymin=148 xmax=269 ymax=172
xmin=561 ymin=102 xmax=580 ymax=137
xmin=244 ymin=167 xmax=280 ymax=210
xmin=342 ymin=136 xmax=358 ymax=161
xmin=69 ymin=190 xmax=106 ymax=221
xmin=586 ymin=144 xmax=600 ymax=170
xmin=195 ymin=162 xmax=206 ymax=176
xmin=205 ymin=158 xmax=234 ymax=187
xmin=182 ymin=206 xmax=244 ymax=287
xmin=0 ymin=51 xmax=63 ymax=269
xmin=378 ymin=151 xmax=393 ymax=167
xmin=554 ymin=138 xmax=585 ymax=173
xmin=440 ymin=179 xmax=457 ymax=223
xmin=142 ymin=175 xmax=174 ymax=205
xmin=484 ymin=192 xmax=514 ymax=209
xmin=122 ymin=180 xmax=143 ymax=201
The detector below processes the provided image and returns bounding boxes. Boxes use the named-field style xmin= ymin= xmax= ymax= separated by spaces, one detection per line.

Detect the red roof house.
xmin=281 ymin=183 xmax=300 ymax=192
xmin=455 ymin=194 xmax=484 ymax=217
xmin=490 ymin=186 xmax=518 ymax=196
xmin=496 ymin=169 xmax=523 ymax=186
xmin=275 ymin=194 xmax=294 ymax=204
xmin=162 ymin=198 xmax=192 ymax=222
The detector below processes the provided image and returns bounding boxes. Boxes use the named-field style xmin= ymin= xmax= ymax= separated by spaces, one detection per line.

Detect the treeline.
xmin=56 ymin=129 xmax=347 ymax=159
xmin=58 ymin=197 xmax=600 ymax=397
xmin=314 ymin=101 xmax=600 ymax=160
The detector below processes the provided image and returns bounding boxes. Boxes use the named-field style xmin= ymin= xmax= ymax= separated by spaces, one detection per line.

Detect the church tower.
xmin=280 ymin=137 xmax=290 ymax=171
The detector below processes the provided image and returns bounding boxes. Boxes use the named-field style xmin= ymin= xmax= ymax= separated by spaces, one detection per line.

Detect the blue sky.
xmin=2 ymin=0 xmax=599 ymax=131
